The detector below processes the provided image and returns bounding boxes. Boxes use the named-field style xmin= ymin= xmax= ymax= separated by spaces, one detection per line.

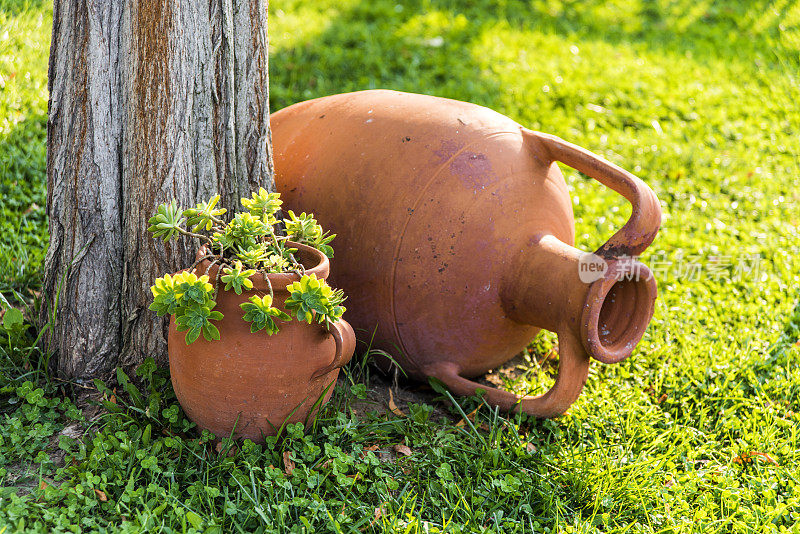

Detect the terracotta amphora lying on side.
xmin=271 ymin=90 xmax=661 ymax=417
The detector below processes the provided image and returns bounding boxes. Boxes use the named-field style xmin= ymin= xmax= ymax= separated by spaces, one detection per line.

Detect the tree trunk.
xmin=41 ymin=0 xmax=274 ymax=381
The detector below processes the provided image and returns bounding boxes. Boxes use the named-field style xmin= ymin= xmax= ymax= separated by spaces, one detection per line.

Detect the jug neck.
xmin=501 ymin=234 xmax=657 ymax=364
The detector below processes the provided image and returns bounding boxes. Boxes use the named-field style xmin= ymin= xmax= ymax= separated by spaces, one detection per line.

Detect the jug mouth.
xmin=580 ymin=261 xmax=657 ymax=364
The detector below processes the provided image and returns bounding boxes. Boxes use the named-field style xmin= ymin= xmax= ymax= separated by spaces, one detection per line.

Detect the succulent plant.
xmin=147 ymin=201 xmax=187 ymax=242
xmin=284 ymin=210 xmax=336 ymax=258
xmin=220 ymin=261 xmax=256 ymax=295
xmin=184 ymin=195 xmax=227 ymax=232
xmin=149 ymin=272 xmax=221 ymax=345
xmin=284 ymin=274 xmax=346 ymax=327
xmin=147 ymin=191 xmax=346 ymax=344
xmin=241 ymin=188 xmax=282 ymax=226
xmin=240 ymin=294 xmax=291 ymax=335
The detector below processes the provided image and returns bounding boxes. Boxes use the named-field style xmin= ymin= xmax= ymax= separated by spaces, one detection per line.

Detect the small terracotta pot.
xmin=272 ymin=90 xmax=662 ymax=417
xmin=168 ymin=242 xmax=356 ymax=442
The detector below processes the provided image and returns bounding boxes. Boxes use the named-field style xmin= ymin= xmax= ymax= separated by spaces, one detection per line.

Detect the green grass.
xmin=0 ymin=0 xmax=49 ymax=295
xmin=2 ymin=0 xmax=800 ymax=531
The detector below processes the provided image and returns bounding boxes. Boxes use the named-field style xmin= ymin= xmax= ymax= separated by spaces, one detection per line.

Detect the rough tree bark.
xmin=41 ymin=0 xmax=274 ymax=381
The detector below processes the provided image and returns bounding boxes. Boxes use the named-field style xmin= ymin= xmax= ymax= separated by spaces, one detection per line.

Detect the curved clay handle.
xmin=525 ymin=130 xmax=662 ymax=258
xmin=423 ymin=326 xmax=591 ymax=418
xmin=311 ymin=319 xmax=356 ymax=379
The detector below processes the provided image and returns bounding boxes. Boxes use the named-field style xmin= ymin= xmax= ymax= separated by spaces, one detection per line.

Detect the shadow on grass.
xmin=0 ymin=113 xmax=48 ymax=293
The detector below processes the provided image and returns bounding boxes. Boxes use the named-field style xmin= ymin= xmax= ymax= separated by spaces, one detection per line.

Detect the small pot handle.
xmin=423 ymin=325 xmax=591 ymax=418
xmin=525 ymin=130 xmax=662 ymax=258
xmin=311 ymin=319 xmax=356 ymax=379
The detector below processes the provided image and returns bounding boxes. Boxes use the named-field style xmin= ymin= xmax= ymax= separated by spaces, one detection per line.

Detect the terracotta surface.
xmin=271 ymin=90 xmax=661 ymax=417
xmin=168 ymin=242 xmax=356 ymax=441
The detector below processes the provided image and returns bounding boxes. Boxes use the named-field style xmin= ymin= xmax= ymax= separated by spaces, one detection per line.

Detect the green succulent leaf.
xmin=201 ymin=322 xmax=221 ymax=341
xmin=283 ymin=210 xmax=336 ymax=258
xmin=221 ymin=260 xmax=256 ymax=295
xmin=264 ymin=254 xmax=292 ymax=273
xmin=150 ymin=271 xmax=221 ymax=345
xmin=147 ymin=201 xmax=186 ymax=242
xmin=149 ymin=273 xmax=180 ymax=317
xmin=240 ymin=294 xmax=291 ymax=335
xmin=147 ymin=189 xmax=347 ymax=343
xmin=241 ymin=188 xmax=283 ymax=225
xmin=284 ymin=274 xmax=346 ymax=325
xmin=236 ymin=244 xmax=270 ymax=267
xmin=213 ymin=212 xmax=269 ymax=253
xmin=174 ymin=302 xmax=223 ymax=345
xmin=184 ymin=195 xmax=227 ymax=232
xmin=173 ymin=271 xmax=215 ymax=305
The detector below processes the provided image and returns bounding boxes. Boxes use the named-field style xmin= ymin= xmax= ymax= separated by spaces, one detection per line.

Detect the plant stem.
xmin=176 ymin=226 xmax=213 ymax=245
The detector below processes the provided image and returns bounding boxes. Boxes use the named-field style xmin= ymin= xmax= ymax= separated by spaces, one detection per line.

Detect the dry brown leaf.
xmin=215 ymin=441 xmax=237 ymax=457
xmin=393 ymin=443 xmax=412 ymax=456
xmin=663 ymin=477 xmax=675 ymax=488
xmin=525 ymin=443 xmax=537 ymax=453
xmin=456 ymin=407 xmax=480 ymax=427
xmin=283 ymin=452 xmax=296 ymax=475
xmin=657 ymin=393 xmax=668 ymax=404
xmin=360 ymin=444 xmax=382 ymax=459
xmin=39 ymin=481 xmax=48 ymax=491
xmin=388 ymin=389 xmax=405 ymax=417
xmin=283 ymin=451 xmax=296 ymax=475
xmin=733 ymin=451 xmax=779 ymax=466
xmin=365 ymin=505 xmax=384 ymax=530
xmin=94 ymin=489 xmax=108 ymax=501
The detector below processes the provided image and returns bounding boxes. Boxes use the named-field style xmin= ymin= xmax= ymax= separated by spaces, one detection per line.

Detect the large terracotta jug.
xmin=271 ymin=90 xmax=661 ymax=417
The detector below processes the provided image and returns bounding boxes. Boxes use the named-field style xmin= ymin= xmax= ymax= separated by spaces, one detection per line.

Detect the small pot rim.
xmin=193 ymin=241 xmax=330 ymax=292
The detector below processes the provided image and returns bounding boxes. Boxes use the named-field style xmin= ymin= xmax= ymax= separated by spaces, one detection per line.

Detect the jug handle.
xmin=423 ymin=325 xmax=590 ymax=418
xmin=312 ymin=319 xmax=356 ymax=379
xmin=524 ymin=130 xmax=662 ymax=258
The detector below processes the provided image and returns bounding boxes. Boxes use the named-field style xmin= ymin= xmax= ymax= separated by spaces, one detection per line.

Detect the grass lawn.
xmin=2 ymin=0 xmax=800 ymax=531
